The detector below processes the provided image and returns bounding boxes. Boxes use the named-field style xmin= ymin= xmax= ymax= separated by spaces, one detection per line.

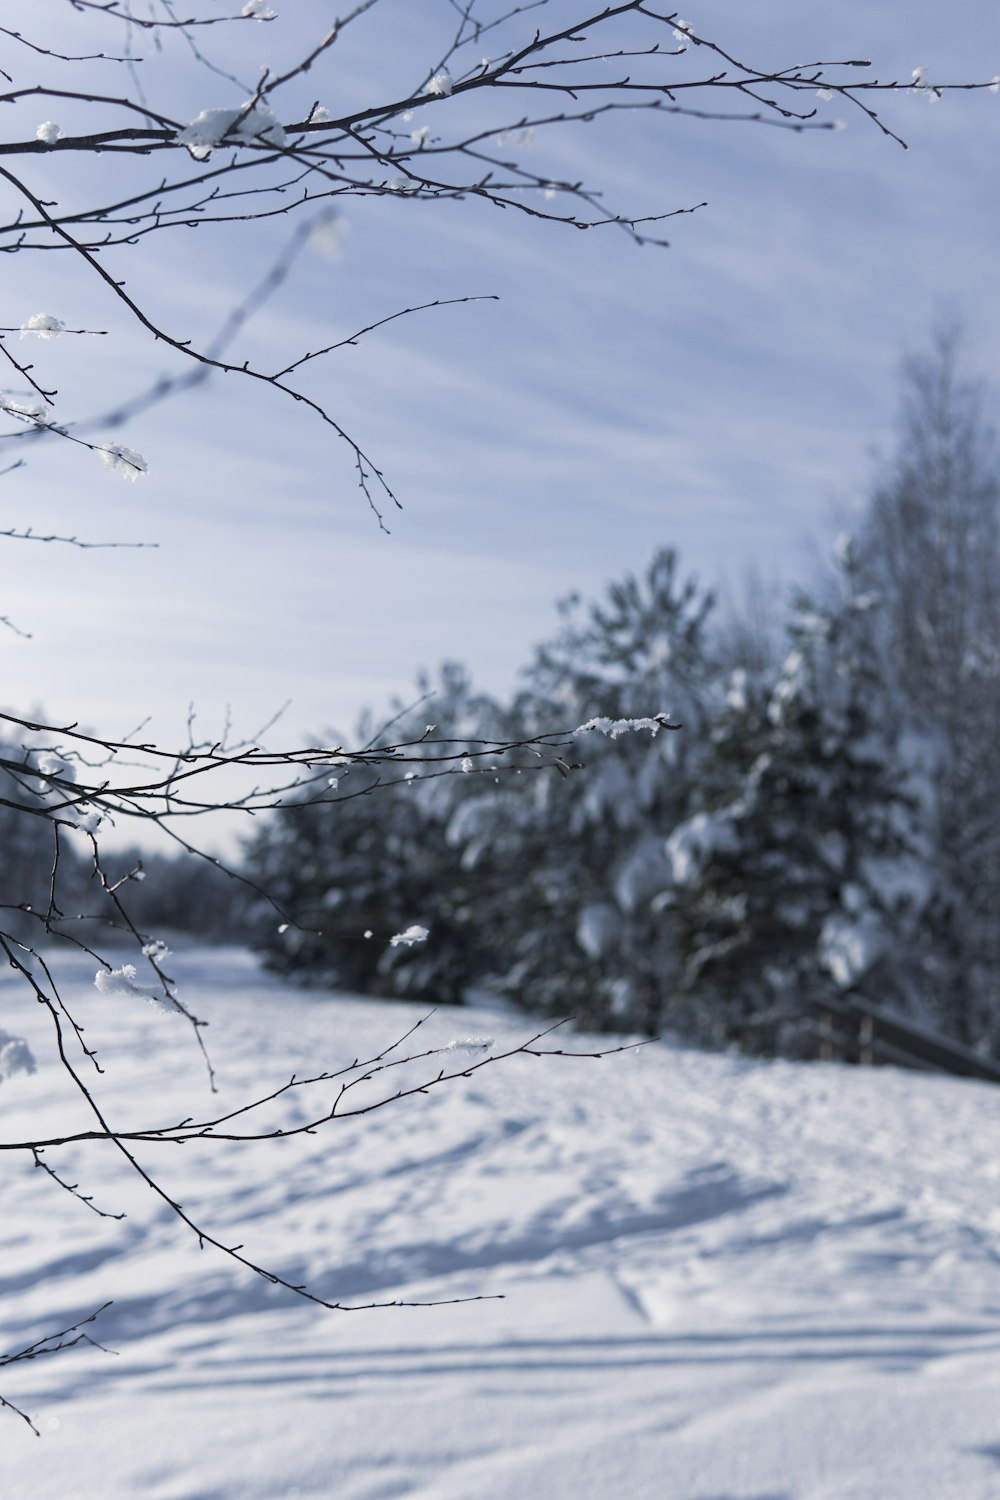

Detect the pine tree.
xmin=449 ymin=549 xmax=714 ymax=1033
xmin=665 ymin=538 xmax=941 ymax=1055
xmin=246 ymin=664 xmax=501 ymax=1004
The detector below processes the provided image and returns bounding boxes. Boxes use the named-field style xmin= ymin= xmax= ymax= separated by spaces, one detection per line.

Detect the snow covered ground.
xmin=4 ymin=946 xmax=1000 ymax=1500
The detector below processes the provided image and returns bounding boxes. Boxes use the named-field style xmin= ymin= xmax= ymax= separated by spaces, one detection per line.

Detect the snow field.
xmin=3 ymin=947 xmax=1000 ymax=1498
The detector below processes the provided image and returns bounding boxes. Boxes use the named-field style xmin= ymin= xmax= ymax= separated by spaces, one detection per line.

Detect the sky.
xmin=1 ymin=1 xmax=999 ymax=814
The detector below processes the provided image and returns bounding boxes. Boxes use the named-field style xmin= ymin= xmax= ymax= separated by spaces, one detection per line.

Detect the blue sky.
xmin=2 ymin=0 xmax=998 ymax=783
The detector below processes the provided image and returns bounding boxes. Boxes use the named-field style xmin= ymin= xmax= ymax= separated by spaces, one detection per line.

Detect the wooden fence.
xmin=813 ymin=993 xmax=1000 ymax=1084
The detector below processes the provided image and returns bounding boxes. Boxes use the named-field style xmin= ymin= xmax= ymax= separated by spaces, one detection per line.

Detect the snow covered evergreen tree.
xmin=246 ymin=663 xmax=506 ymax=1004
xmin=448 ymin=550 xmax=714 ymax=1033
xmin=665 ymin=538 xmax=941 ymax=1055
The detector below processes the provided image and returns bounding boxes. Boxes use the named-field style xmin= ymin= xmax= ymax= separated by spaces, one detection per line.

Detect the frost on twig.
xmin=94 ymin=964 xmax=178 ymax=1013
xmin=576 ymin=714 xmax=679 ymax=738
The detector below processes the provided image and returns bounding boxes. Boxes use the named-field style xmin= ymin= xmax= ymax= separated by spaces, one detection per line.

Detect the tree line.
xmin=245 ymin=330 xmax=1000 ymax=1058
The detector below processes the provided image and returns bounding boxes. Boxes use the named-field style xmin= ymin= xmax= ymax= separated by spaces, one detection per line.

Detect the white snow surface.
xmin=4 ymin=946 xmax=1000 ymax=1498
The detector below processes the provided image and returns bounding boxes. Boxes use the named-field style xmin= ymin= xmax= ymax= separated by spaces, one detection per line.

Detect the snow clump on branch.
xmin=37 ymin=751 xmax=75 ymax=783
xmin=20 ymin=313 xmax=65 ymax=338
xmin=66 ymin=805 xmax=103 ymax=834
xmin=35 ymin=122 xmax=62 ymax=146
xmin=426 ymin=72 xmax=453 ymax=96
xmin=1 ymin=395 xmax=52 ymax=425
xmin=389 ymin=925 xmax=429 ymax=947
xmin=32 ymin=751 xmax=102 ymax=830
xmin=177 ymin=103 xmax=287 ymax=161
xmin=98 ymin=443 xmax=148 ymax=480
xmin=242 ymin=0 xmax=276 ymax=18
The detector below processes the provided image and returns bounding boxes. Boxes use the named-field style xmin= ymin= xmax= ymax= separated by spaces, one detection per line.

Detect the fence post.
xmin=820 ymin=1010 xmax=835 ymax=1062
